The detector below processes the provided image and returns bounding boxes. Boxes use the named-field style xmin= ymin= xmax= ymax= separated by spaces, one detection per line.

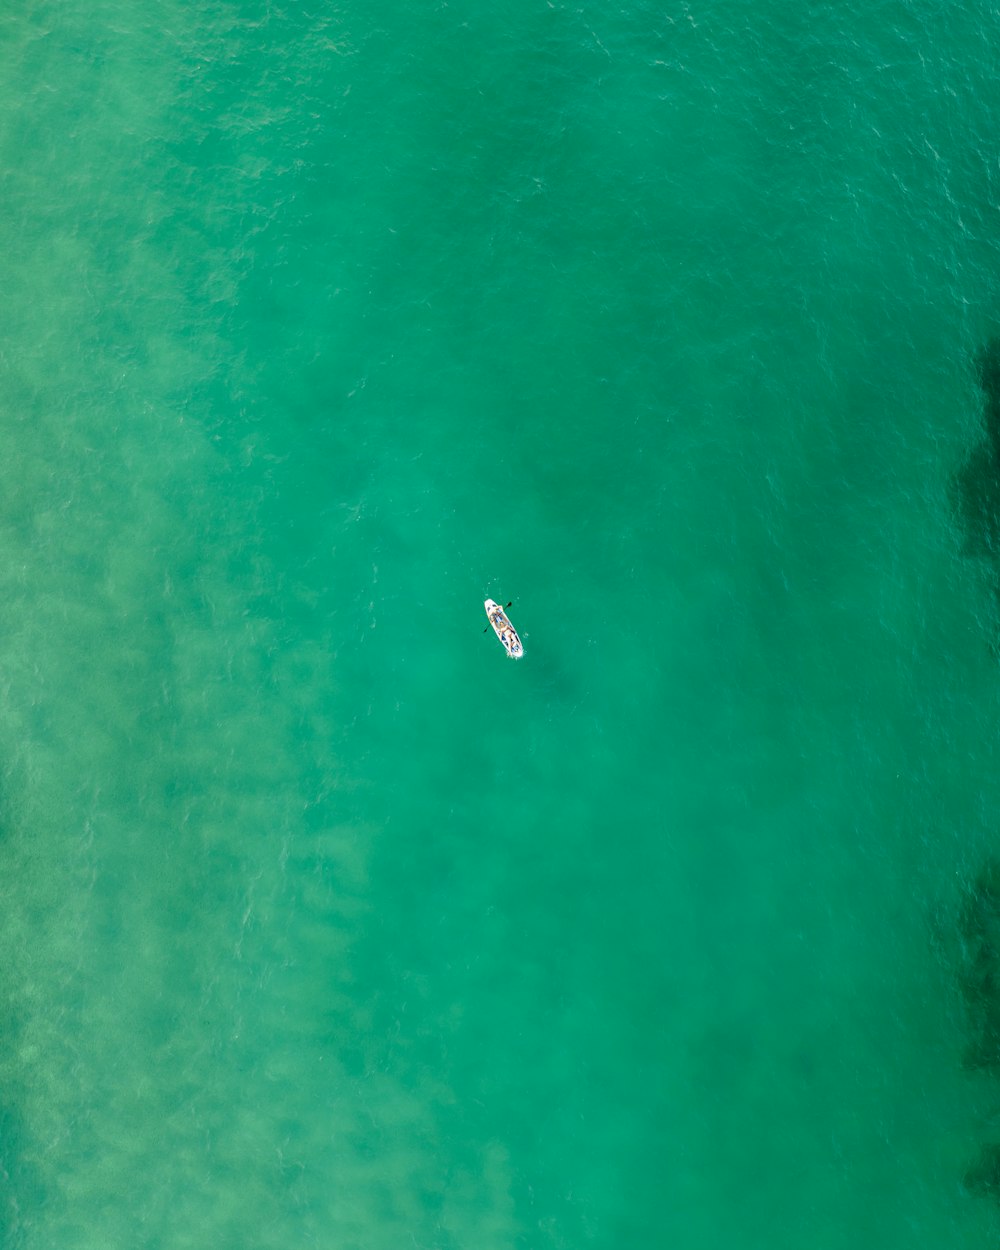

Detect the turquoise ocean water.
xmin=4 ymin=1 xmax=1000 ymax=1245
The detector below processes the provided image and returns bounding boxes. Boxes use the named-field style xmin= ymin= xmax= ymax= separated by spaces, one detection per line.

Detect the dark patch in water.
xmin=957 ymin=859 xmax=1000 ymax=1072
xmin=953 ymin=861 xmax=1000 ymax=1210
xmin=955 ymin=340 xmax=1000 ymax=568
xmin=955 ymin=441 xmax=1000 ymax=561
xmin=951 ymin=349 xmax=1000 ymax=1193
xmin=965 ymin=1142 xmax=1000 ymax=1198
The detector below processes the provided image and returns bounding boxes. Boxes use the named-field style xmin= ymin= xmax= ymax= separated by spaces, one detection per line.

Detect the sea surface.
xmin=2 ymin=1 xmax=1000 ymax=1246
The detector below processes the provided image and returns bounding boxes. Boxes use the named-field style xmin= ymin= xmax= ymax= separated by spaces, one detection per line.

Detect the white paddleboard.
xmin=484 ymin=599 xmax=523 ymax=659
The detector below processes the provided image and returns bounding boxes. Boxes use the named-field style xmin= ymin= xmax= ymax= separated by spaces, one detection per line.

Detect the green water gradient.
xmin=4 ymin=0 xmax=1000 ymax=1246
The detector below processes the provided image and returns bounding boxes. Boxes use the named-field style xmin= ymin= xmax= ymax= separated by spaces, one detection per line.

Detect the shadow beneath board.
xmin=522 ymin=632 xmax=583 ymax=705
